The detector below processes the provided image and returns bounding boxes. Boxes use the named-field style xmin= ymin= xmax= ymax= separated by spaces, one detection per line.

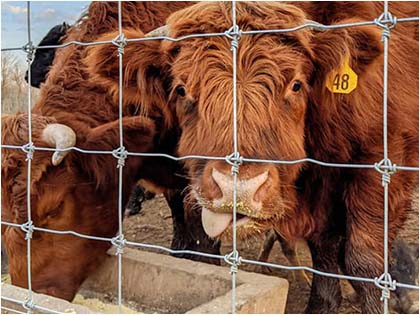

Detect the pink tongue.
xmin=201 ymin=207 xmax=233 ymax=238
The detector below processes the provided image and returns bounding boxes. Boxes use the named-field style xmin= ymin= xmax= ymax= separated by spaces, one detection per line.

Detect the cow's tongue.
xmin=201 ymin=207 xmax=233 ymax=238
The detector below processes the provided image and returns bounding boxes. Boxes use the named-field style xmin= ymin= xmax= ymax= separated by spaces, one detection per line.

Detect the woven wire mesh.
xmin=1 ymin=1 xmax=419 ymax=314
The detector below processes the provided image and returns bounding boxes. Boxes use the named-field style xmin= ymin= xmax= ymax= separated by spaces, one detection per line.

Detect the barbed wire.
xmin=1 ymin=1 xmax=419 ymax=314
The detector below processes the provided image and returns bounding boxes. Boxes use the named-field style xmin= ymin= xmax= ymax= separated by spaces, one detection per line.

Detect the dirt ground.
xmin=122 ymin=193 xmax=419 ymax=314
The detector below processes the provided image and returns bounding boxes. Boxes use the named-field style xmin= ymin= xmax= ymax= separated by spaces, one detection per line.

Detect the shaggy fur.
xmin=1 ymin=1 xmax=203 ymax=302
xmin=86 ymin=2 xmax=418 ymax=313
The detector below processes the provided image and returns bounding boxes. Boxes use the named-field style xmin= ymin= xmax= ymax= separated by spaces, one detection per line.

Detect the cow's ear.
xmin=84 ymin=29 xmax=170 ymax=112
xmin=310 ymin=19 xmax=383 ymax=83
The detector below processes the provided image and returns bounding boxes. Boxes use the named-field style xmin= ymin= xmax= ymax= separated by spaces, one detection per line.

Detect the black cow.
xmin=25 ymin=22 xmax=70 ymax=88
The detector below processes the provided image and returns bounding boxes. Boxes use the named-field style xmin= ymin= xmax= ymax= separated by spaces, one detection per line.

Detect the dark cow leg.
xmin=1 ymin=242 xmax=8 ymax=274
xmin=124 ymin=184 xmax=146 ymax=217
xmin=306 ymin=234 xmax=343 ymax=313
xmin=276 ymin=231 xmax=311 ymax=285
xmin=258 ymin=230 xmax=277 ymax=262
xmin=164 ymin=189 xmax=221 ymax=265
xmin=390 ymin=239 xmax=419 ymax=314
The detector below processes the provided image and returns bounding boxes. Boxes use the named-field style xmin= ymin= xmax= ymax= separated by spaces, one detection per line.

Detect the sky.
xmin=1 ymin=1 xmax=90 ymax=62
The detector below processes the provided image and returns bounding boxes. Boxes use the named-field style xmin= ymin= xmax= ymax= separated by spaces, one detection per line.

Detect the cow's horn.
xmin=145 ymin=25 xmax=170 ymax=38
xmin=42 ymin=124 xmax=76 ymax=166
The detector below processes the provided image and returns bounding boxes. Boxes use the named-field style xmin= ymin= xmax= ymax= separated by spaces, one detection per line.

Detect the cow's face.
xmin=25 ymin=49 xmax=56 ymax=88
xmin=159 ymin=2 xmax=382 ymax=241
xmin=162 ymin=2 xmax=313 ymax=241
xmin=1 ymin=114 xmax=114 ymax=301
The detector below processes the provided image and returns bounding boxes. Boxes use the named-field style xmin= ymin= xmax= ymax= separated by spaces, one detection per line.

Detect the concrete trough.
xmin=2 ymin=248 xmax=289 ymax=314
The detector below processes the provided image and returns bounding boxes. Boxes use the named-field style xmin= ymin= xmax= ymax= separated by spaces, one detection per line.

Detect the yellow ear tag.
xmin=326 ymin=55 xmax=358 ymax=94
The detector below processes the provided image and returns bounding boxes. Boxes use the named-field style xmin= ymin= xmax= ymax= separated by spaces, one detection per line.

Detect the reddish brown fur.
xmin=1 ymin=1 xmax=192 ymax=301
xmin=86 ymin=2 xmax=418 ymax=312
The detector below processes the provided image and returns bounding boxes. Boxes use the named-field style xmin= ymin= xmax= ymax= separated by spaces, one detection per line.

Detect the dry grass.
xmin=1 ymin=52 xmax=39 ymax=114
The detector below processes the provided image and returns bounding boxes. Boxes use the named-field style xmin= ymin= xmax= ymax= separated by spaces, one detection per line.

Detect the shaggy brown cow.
xmin=1 ymin=1 xmax=223 ymax=302
xmin=86 ymin=2 xmax=418 ymax=313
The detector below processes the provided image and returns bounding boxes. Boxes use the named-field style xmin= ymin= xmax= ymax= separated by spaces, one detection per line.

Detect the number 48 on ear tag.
xmin=326 ymin=55 xmax=358 ymax=94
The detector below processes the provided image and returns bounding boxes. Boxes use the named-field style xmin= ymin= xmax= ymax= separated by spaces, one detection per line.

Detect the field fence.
xmin=1 ymin=1 xmax=419 ymax=314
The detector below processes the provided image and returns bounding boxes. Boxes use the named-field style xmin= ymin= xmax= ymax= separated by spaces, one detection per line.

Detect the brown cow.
xmin=1 ymin=1 xmax=223 ymax=302
xmin=86 ymin=2 xmax=418 ymax=313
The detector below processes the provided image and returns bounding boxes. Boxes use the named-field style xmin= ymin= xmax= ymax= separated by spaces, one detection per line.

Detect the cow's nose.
xmin=211 ymin=167 xmax=269 ymax=211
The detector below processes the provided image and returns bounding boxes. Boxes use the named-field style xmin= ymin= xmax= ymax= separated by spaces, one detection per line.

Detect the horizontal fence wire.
xmin=1 ymin=144 xmax=419 ymax=171
xmin=1 ymin=220 xmax=419 ymax=291
xmin=1 ymin=17 xmax=419 ymax=52
xmin=1 ymin=2 xmax=419 ymax=314
xmin=1 ymin=296 xmax=61 ymax=314
xmin=1 ymin=306 xmax=25 ymax=314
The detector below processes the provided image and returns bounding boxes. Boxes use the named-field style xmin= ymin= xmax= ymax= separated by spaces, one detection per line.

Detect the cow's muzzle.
xmin=197 ymin=163 xmax=276 ymax=238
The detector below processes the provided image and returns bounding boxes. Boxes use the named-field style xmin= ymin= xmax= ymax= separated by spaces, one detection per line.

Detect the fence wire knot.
xmin=20 ymin=221 xmax=34 ymax=240
xmin=23 ymin=42 xmax=35 ymax=63
xmin=22 ymin=142 xmax=35 ymax=161
xmin=112 ymin=147 xmax=128 ymax=168
xmin=22 ymin=297 xmax=35 ymax=311
xmin=374 ymin=158 xmax=397 ymax=186
xmin=305 ymin=20 xmax=326 ymax=32
xmin=111 ymin=234 xmax=126 ymax=255
xmin=225 ymin=152 xmax=243 ymax=175
xmin=112 ymin=33 xmax=127 ymax=55
xmin=374 ymin=12 xmax=397 ymax=41
xmin=224 ymin=250 xmax=242 ymax=274
xmin=374 ymin=272 xmax=396 ymax=301
xmin=225 ymin=25 xmax=241 ymax=50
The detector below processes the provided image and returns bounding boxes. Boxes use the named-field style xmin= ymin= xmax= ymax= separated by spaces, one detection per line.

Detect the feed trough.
xmin=2 ymin=247 xmax=289 ymax=313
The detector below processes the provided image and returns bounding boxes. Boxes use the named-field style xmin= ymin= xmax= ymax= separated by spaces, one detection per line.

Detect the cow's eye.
xmin=176 ymin=85 xmax=186 ymax=97
xmin=292 ymin=81 xmax=302 ymax=92
xmin=204 ymin=44 xmax=218 ymax=51
xmin=47 ymin=201 xmax=64 ymax=218
xmin=170 ymin=46 xmax=180 ymax=57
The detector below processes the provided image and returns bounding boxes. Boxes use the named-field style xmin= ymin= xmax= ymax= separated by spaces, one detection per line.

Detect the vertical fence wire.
xmin=24 ymin=1 xmax=34 ymax=313
xmin=116 ymin=1 xmax=125 ymax=313
xmin=230 ymin=1 xmax=239 ymax=314
xmin=381 ymin=1 xmax=391 ymax=313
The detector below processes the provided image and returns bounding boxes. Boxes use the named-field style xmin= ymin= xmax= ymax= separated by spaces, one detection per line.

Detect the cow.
xmin=85 ymin=2 xmax=418 ymax=313
xmin=25 ymin=22 xmax=70 ymax=88
xmin=1 ymin=1 xmax=222 ymax=302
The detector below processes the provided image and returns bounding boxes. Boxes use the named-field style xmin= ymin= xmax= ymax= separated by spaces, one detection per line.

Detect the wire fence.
xmin=1 ymin=1 xmax=419 ymax=314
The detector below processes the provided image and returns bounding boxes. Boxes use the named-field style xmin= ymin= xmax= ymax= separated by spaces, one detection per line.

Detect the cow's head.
xmin=25 ymin=22 xmax=70 ymax=88
xmin=1 ymin=113 xmax=88 ymax=300
xmin=1 ymin=113 xmax=155 ymax=300
xmin=86 ymin=2 xmax=383 ymax=241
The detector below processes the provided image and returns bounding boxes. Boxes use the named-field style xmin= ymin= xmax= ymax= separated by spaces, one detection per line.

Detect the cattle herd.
xmin=1 ymin=1 xmax=418 ymax=314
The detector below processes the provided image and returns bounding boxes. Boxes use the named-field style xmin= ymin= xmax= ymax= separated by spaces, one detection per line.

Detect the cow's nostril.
xmin=249 ymin=171 xmax=269 ymax=203
xmin=253 ymin=178 xmax=269 ymax=203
